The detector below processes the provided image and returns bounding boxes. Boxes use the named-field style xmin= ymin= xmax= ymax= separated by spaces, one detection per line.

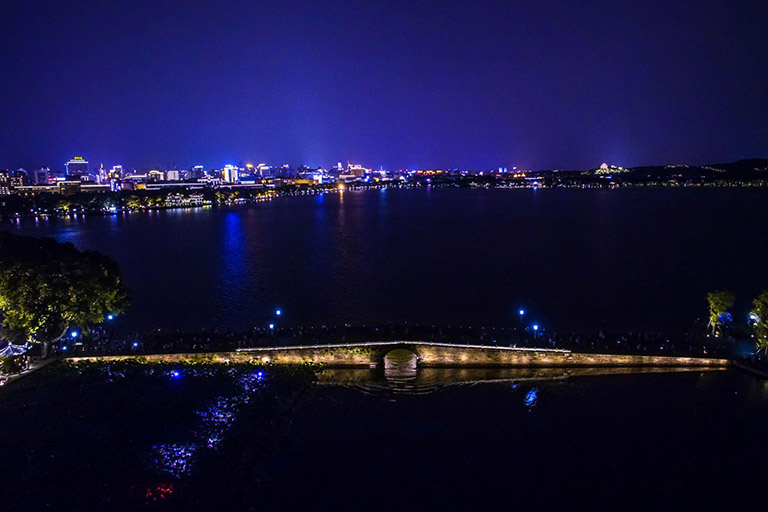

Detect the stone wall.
xmin=69 ymin=341 xmax=729 ymax=368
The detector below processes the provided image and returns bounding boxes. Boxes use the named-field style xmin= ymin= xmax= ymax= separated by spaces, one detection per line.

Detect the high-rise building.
xmin=256 ymin=164 xmax=272 ymax=178
xmin=222 ymin=165 xmax=239 ymax=183
xmin=0 ymin=170 xmax=12 ymax=195
xmin=186 ymin=165 xmax=205 ymax=180
xmin=109 ymin=165 xmax=124 ymax=179
xmin=33 ymin=167 xmax=51 ymax=184
xmin=166 ymin=170 xmax=180 ymax=181
xmin=0 ymin=170 xmax=24 ymax=194
xmin=148 ymin=170 xmax=165 ymax=181
xmin=65 ymin=156 xmax=88 ymax=176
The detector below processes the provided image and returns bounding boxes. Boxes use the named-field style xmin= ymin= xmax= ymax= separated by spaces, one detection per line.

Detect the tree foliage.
xmin=751 ymin=290 xmax=768 ymax=353
xmin=706 ymin=290 xmax=734 ymax=336
xmin=0 ymin=356 xmax=22 ymax=374
xmin=0 ymin=232 xmax=129 ymax=353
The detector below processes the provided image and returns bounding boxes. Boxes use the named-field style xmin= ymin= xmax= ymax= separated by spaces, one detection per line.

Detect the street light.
xmin=275 ymin=309 xmax=282 ymax=316
xmin=70 ymin=330 xmax=78 ymax=338
xmin=268 ymin=323 xmax=275 ymax=330
xmin=107 ymin=314 xmax=114 ymax=321
xmin=532 ymin=324 xmax=539 ymax=339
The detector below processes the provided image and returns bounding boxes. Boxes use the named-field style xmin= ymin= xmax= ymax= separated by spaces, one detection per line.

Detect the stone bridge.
xmin=71 ymin=341 xmax=730 ymax=368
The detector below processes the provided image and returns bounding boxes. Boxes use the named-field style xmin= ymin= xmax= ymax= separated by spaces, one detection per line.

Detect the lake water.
xmin=1 ymin=363 xmax=767 ymax=510
xmin=3 ymin=189 xmax=768 ymax=510
xmin=5 ymin=188 xmax=768 ymax=333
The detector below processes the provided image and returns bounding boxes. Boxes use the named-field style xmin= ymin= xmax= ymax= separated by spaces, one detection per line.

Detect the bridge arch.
xmin=371 ymin=343 xmax=423 ymax=367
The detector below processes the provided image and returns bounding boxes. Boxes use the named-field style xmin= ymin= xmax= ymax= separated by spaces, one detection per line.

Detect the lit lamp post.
xmin=532 ymin=324 xmax=539 ymax=340
xmin=519 ymin=309 xmax=525 ymax=325
xmin=62 ymin=330 xmax=79 ymax=353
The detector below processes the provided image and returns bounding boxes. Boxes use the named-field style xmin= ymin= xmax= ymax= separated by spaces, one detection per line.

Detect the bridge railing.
xmin=236 ymin=340 xmax=572 ymax=354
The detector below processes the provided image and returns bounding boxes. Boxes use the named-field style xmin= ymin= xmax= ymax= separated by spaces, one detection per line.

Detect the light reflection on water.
xmin=316 ymin=365 xmax=727 ymax=396
xmin=523 ymin=387 xmax=539 ymax=409
xmin=151 ymin=368 xmax=266 ymax=477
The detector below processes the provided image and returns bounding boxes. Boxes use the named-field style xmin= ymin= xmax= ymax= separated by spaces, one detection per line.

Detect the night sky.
xmin=2 ymin=0 xmax=766 ymax=171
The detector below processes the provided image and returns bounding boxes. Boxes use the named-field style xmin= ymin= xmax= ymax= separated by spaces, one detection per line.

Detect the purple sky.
xmin=1 ymin=0 xmax=766 ymax=171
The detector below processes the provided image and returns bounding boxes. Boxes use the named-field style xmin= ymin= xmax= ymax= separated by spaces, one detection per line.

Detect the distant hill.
xmin=622 ymin=159 xmax=768 ymax=181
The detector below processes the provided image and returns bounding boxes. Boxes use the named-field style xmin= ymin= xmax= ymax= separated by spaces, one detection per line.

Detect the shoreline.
xmin=3 ymin=179 xmax=768 ymax=221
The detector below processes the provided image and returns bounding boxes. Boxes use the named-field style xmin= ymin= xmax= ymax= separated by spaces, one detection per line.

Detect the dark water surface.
xmin=2 ymin=364 xmax=767 ymax=510
xmin=5 ymin=188 xmax=768 ymax=333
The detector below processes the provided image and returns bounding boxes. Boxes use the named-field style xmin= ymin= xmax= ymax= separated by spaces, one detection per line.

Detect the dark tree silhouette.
xmin=0 ymin=231 xmax=129 ymax=357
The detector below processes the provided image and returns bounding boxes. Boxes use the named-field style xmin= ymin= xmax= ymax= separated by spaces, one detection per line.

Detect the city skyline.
xmin=3 ymin=153 xmax=767 ymax=178
xmin=2 ymin=0 xmax=767 ymax=171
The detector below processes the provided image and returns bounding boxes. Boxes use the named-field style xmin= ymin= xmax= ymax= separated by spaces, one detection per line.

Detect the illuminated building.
xmin=257 ymin=164 xmax=273 ymax=178
xmin=0 ymin=170 xmax=13 ymax=195
xmin=149 ymin=170 xmax=165 ymax=181
xmin=222 ymin=165 xmax=239 ymax=183
xmin=65 ymin=156 xmax=88 ymax=176
xmin=185 ymin=165 xmax=204 ymax=180
xmin=0 ymin=169 xmax=26 ymax=194
xmin=33 ymin=167 xmax=51 ymax=184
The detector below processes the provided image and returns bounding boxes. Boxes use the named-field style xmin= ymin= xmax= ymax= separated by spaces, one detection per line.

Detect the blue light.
xmin=533 ymin=324 xmax=539 ymax=331
xmin=171 ymin=370 xmax=181 ymax=379
xmin=132 ymin=342 xmax=139 ymax=348
xmin=524 ymin=388 xmax=539 ymax=409
xmin=107 ymin=314 xmax=114 ymax=320
xmin=70 ymin=331 xmax=78 ymax=338
xmin=268 ymin=323 xmax=274 ymax=330
xmin=275 ymin=309 xmax=281 ymax=316
xmin=519 ymin=309 xmax=525 ymax=316
xmin=61 ymin=345 xmax=68 ymax=351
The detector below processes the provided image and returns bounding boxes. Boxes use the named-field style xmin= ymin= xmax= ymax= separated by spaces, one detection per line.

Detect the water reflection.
xmin=383 ymin=348 xmax=418 ymax=384
xmin=317 ymin=365 xmax=727 ymax=395
xmin=151 ymin=368 xmax=266 ymax=477
xmin=523 ymin=387 xmax=539 ymax=410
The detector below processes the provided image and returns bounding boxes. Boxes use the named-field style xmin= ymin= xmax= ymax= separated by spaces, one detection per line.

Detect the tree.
xmin=124 ymin=195 xmax=142 ymax=209
xmin=55 ymin=198 xmax=72 ymax=212
xmin=0 ymin=232 xmax=130 ymax=357
xmin=0 ymin=356 xmax=22 ymax=375
xmin=751 ymin=290 xmax=768 ymax=353
xmin=706 ymin=290 xmax=734 ymax=336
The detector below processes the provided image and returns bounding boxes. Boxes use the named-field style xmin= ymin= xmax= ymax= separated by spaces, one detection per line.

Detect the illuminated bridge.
xmin=71 ymin=341 xmax=730 ymax=368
